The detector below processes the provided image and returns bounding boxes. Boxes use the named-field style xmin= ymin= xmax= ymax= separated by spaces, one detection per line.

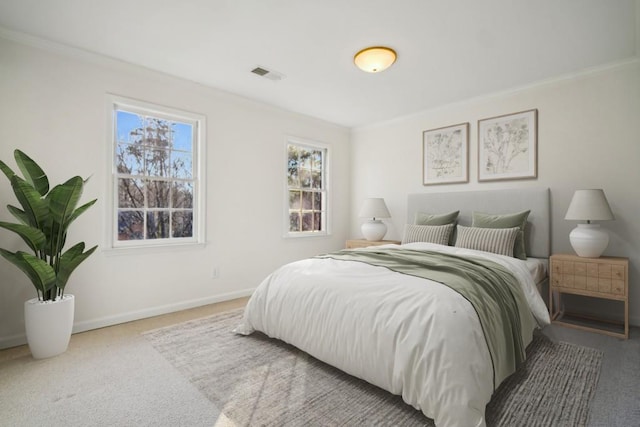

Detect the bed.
xmin=235 ymin=188 xmax=551 ymax=427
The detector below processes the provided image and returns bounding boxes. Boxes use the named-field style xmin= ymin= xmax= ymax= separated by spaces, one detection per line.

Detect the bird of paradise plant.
xmin=0 ymin=149 xmax=97 ymax=301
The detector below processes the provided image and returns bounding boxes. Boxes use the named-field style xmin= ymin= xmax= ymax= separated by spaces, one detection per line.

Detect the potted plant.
xmin=0 ymin=149 xmax=97 ymax=359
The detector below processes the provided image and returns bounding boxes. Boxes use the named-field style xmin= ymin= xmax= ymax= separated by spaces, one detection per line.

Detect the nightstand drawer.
xmin=574 ymin=262 xmax=587 ymax=276
xmin=598 ymin=264 xmax=611 ymax=278
xmin=612 ymin=280 xmax=625 ymax=295
xmin=573 ymin=275 xmax=586 ymax=289
xmin=598 ymin=278 xmax=611 ymax=293
xmin=612 ymin=265 xmax=625 ymax=280
xmin=587 ymin=263 xmax=599 ymax=277
xmin=561 ymin=274 xmax=574 ymax=288
xmin=551 ymin=261 xmax=561 ymax=275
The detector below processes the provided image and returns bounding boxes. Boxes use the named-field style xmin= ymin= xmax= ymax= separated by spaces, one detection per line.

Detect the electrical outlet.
xmin=212 ymin=267 xmax=219 ymax=279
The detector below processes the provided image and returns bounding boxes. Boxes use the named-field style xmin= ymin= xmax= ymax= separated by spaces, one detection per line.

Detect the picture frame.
xmin=478 ymin=109 xmax=538 ymax=182
xmin=422 ymin=122 xmax=469 ymax=185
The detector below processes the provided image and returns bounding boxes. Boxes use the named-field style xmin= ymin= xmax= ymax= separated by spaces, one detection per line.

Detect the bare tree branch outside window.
xmin=115 ymin=110 xmax=195 ymax=241
xmin=287 ymin=143 xmax=326 ymax=233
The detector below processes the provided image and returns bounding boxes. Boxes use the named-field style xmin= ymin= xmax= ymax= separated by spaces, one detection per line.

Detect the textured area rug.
xmin=144 ymin=309 xmax=602 ymax=427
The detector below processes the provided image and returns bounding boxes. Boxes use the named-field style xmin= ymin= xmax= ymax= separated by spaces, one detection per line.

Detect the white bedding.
xmin=525 ymin=257 xmax=548 ymax=287
xmin=235 ymin=242 xmax=550 ymax=427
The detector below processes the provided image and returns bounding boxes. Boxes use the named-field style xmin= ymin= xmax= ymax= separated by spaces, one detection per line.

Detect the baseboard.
xmin=0 ymin=332 xmax=29 ymax=351
xmin=0 ymin=288 xmax=255 ymax=350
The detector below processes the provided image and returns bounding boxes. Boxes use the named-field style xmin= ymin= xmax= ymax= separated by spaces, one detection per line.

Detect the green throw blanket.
xmin=316 ymin=248 xmax=534 ymax=390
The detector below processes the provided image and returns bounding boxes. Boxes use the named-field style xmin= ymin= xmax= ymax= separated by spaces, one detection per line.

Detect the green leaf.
xmin=56 ymin=243 xmax=98 ymax=290
xmin=0 ymin=159 xmax=16 ymax=182
xmin=7 ymin=205 xmax=29 ymax=225
xmin=14 ymin=149 xmax=49 ymax=196
xmin=47 ymin=177 xmax=83 ymax=258
xmin=0 ymin=249 xmax=56 ymax=295
xmin=48 ymin=176 xmax=83 ymax=225
xmin=43 ymin=219 xmax=65 ymax=258
xmin=11 ymin=175 xmax=49 ymax=229
xmin=0 ymin=221 xmax=46 ymax=253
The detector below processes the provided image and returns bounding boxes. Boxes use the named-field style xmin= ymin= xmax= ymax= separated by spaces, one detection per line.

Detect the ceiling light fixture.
xmin=353 ymin=46 xmax=397 ymax=73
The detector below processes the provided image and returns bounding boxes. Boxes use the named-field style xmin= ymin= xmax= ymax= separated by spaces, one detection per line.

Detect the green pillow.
xmin=471 ymin=210 xmax=530 ymax=260
xmin=414 ymin=210 xmax=459 ymax=225
xmin=415 ymin=211 xmax=459 ymax=245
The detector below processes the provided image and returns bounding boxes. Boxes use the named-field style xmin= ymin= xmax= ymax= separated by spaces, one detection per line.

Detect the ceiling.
xmin=0 ymin=1 xmax=637 ymax=128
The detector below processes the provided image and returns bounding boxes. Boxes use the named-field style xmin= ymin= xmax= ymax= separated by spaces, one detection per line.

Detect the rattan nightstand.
xmin=549 ymin=253 xmax=628 ymax=339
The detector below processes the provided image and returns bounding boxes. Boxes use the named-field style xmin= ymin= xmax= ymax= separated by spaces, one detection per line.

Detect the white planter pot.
xmin=24 ymin=294 xmax=75 ymax=359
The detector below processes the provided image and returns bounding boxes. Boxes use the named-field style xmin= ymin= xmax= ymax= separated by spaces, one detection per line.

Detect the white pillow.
xmin=402 ymin=223 xmax=454 ymax=245
xmin=454 ymin=225 xmax=519 ymax=257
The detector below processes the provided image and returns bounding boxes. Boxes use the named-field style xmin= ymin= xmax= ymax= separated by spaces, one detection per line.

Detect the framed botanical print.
xmin=422 ymin=122 xmax=469 ymax=185
xmin=478 ymin=109 xmax=537 ymax=182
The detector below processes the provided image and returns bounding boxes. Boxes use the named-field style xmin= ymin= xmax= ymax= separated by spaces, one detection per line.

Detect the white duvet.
xmin=235 ymin=242 xmax=550 ymax=427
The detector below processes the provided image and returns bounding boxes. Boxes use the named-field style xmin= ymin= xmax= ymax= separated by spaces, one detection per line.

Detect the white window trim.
xmin=283 ymin=136 xmax=331 ymax=238
xmin=104 ymin=94 xmax=206 ymax=251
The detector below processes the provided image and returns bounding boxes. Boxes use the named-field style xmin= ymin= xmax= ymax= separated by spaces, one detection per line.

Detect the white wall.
xmin=350 ymin=60 xmax=640 ymax=325
xmin=0 ymin=36 xmax=350 ymax=348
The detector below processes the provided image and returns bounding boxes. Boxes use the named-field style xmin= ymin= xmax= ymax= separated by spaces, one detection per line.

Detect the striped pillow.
xmin=402 ymin=223 xmax=454 ymax=245
xmin=454 ymin=225 xmax=519 ymax=257
xmin=472 ymin=210 xmax=530 ymax=260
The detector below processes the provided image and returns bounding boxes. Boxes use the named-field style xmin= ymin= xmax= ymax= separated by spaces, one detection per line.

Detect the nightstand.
xmin=345 ymin=239 xmax=401 ymax=249
xmin=549 ymin=253 xmax=628 ymax=339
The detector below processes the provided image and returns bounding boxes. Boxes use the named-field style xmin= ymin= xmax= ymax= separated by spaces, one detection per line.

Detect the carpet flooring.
xmin=144 ymin=309 xmax=603 ymax=426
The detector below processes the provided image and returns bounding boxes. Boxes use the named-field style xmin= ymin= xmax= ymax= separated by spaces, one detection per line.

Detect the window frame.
xmin=284 ymin=136 xmax=331 ymax=238
xmin=105 ymin=94 xmax=206 ymax=250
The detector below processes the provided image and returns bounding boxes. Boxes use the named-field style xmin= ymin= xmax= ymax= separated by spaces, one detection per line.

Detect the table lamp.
xmin=564 ymin=189 xmax=615 ymax=258
xmin=359 ymin=198 xmax=391 ymax=241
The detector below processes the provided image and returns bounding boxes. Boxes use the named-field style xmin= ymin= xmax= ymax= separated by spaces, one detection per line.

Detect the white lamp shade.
xmin=358 ymin=198 xmax=391 ymax=219
xmin=564 ymin=189 xmax=614 ymax=221
xmin=565 ymin=189 xmax=614 ymax=258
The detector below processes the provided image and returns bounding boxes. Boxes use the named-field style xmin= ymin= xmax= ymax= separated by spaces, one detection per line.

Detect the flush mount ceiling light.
xmin=353 ymin=46 xmax=397 ymax=73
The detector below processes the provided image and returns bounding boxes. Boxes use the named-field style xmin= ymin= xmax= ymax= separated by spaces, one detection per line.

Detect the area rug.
xmin=144 ymin=309 xmax=602 ymax=426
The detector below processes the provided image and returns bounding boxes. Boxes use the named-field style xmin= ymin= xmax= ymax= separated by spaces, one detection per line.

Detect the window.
xmin=286 ymin=139 xmax=328 ymax=236
xmin=108 ymin=96 xmax=205 ymax=248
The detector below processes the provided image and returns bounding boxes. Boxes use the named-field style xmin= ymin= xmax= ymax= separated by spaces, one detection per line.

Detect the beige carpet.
xmin=144 ymin=309 xmax=602 ymax=426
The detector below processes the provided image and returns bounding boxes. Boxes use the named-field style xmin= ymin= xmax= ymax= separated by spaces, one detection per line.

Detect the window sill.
xmin=283 ymin=232 xmax=331 ymax=239
xmin=102 ymin=241 xmax=206 ymax=256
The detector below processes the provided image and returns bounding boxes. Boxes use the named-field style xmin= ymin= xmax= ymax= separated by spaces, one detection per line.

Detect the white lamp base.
xmin=569 ymin=223 xmax=609 ymax=258
xmin=361 ymin=219 xmax=387 ymax=241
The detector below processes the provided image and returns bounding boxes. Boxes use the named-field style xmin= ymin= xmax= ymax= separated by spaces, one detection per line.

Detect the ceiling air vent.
xmin=251 ymin=66 xmax=285 ymax=82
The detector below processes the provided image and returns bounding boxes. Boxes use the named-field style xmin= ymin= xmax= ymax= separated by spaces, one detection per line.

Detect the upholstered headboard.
xmin=407 ymin=188 xmax=550 ymax=258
